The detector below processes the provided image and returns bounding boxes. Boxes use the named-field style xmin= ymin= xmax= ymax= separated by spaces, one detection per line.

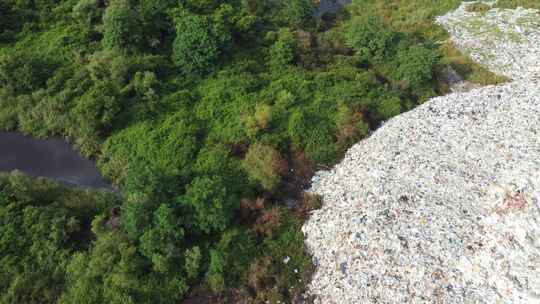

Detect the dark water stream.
xmin=0 ymin=132 xmax=110 ymax=189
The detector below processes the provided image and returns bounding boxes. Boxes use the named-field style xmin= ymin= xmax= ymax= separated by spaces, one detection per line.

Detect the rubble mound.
xmin=303 ymin=2 xmax=540 ymax=303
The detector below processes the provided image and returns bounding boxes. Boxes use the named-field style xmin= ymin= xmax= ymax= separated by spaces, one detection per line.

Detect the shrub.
xmin=173 ymin=13 xmax=230 ymax=73
xmin=184 ymin=246 xmax=202 ymax=280
xmin=465 ymin=2 xmax=491 ymax=13
xmin=0 ymin=53 xmax=53 ymax=94
xmin=282 ymin=0 xmax=314 ymax=28
xmin=393 ymin=45 xmax=440 ymax=89
xmin=244 ymin=209 xmax=315 ymax=303
xmin=242 ymin=143 xmax=284 ymax=191
xmin=269 ymin=29 xmax=296 ymax=69
xmin=206 ymin=250 xmax=225 ymax=293
xmin=102 ymin=0 xmax=141 ymax=50
xmin=440 ymin=42 xmax=508 ymax=85
xmin=335 ymin=105 xmax=369 ymax=148
xmin=377 ymin=96 xmax=402 ymax=120
xmin=181 ymin=175 xmax=237 ymax=233
xmin=72 ymin=0 xmax=102 ymax=24
xmin=345 ymin=16 xmax=397 ymax=63
xmin=495 ymin=0 xmax=540 ymax=9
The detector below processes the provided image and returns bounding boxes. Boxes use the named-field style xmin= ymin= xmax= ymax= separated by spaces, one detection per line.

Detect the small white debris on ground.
xmin=303 ymin=2 xmax=540 ymax=303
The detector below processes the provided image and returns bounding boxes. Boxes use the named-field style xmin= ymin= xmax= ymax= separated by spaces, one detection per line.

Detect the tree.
xmin=184 ymin=246 xmax=202 ymax=280
xmin=0 ymin=202 xmax=75 ymax=304
xmin=194 ymin=145 xmax=246 ymax=190
xmin=181 ymin=175 xmax=236 ymax=233
xmin=173 ymin=13 xmax=227 ymax=73
xmin=139 ymin=204 xmax=185 ymax=273
xmin=0 ymin=173 xmax=116 ymax=304
xmin=62 ymin=216 xmax=188 ymax=304
xmin=73 ymin=81 xmax=121 ymax=134
xmin=0 ymin=53 xmax=52 ymax=94
xmin=72 ymin=0 xmax=103 ymax=25
xmin=269 ymin=29 xmax=296 ymax=69
xmin=282 ymin=0 xmax=313 ymax=28
xmin=138 ymin=0 xmax=176 ymax=48
xmin=102 ymin=0 xmax=141 ymax=50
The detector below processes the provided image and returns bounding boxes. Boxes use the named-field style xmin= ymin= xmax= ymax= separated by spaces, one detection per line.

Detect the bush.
xmin=99 ymin=111 xmax=201 ymax=188
xmin=393 ymin=45 xmax=440 ymax=89
xmin=206 ymin=250 xmax=226 ymax=293
xmin=242 ymin=143 xmax=284 ymax=191
xmin=0 ymin=173 xmax=117 ymax=304
xmin=0 ymin=53 xmax=54 ymax=94
xmin=282 ymin=0 xmax=314 ymax=28
xmin=377 ymin=96 xmax=402 ymax=120
xmin=269 ymin=29 xmax=297 ymax=69
xmin=465 ymin=2 xmax=491 ymax=13
xmin=335 ymin=105 xmax=369 ymax=148
xmin=173 ymin=13 xmax=230 ymax=73
xmin=181 ymin=175 xmax=236 ymax=233
xmin=345 ymin=16 xmax=397 ymax=63
xmin=243 ymin=209 xmax=314 ymax=303
xmin=102 ymin=0 xmax=142 ymax=50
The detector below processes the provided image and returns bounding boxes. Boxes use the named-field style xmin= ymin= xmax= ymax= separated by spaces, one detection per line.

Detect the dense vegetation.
xmin=0 ymin=173 xmax=119 ymax=303
xmin=1 ymin=0 xmax=537 ymax=303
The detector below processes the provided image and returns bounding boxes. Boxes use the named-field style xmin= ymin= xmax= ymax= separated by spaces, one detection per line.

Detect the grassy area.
xmin=347 ymin=0 xmax=461 ymax=40
xmin=495 ymin=0 xmax=540 ymax=9
xmin=344 ymin=0 xmax=509 ymax=87
xmin=440 ymin=42 xmax=509 ymax=85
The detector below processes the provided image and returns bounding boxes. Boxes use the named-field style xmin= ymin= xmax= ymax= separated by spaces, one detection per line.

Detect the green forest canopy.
xmin=1 ymin=0 xmax=536 ymax=303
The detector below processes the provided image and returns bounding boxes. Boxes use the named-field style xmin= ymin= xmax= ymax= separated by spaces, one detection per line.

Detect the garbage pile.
xmin=303 ymin=2 xmax=540 ymax=303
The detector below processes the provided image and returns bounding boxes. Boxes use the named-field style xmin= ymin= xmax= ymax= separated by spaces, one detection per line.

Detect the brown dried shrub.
xmin=253 ymin=207 xmax=282 ymax=237
xmin=297 ymin=193 xmax=323 ymax=218
xmin=290 ymin=152 xmax=314 ymax=187
xmin=240 ymin=197 xmax=266 ymax=220
xmin=247 ymin=256 xmax=273 ymax=292
xmin=465 ymin=2 xmax=491 ymax=13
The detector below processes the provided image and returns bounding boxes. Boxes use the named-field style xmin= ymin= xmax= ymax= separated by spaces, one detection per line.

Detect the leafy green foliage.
xmin=102 ymin=0 xmax=142 ymax=50
xmin=99 ymin=111 xmax=201 ymax=190
xmin=282 ymin=0 xmax=314 ymax=28
xmin=269 ymin=29 xmax=297 ymax=69
xmin=172 ymin=12 xmax=230 ymax=73
xmin=345 ymin=16 xmax=397 ymax=63
xmin=0 ymin=173 xmax=117 ymax=304
xmin=181 ymin=175 xmax=236 ymax=233
xmin=393 ymin=45 xmax=440 ymax=90
xmin=0 ymin=53 xmax=54 ymax=94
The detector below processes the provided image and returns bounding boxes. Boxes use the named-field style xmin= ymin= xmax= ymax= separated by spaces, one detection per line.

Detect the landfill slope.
xmin=303 ymin=3 xmax=540 ymax=303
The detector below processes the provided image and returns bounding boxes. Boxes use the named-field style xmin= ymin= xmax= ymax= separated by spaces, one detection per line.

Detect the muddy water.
xmin=0 ymin=132 xmax=110 ymax=189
